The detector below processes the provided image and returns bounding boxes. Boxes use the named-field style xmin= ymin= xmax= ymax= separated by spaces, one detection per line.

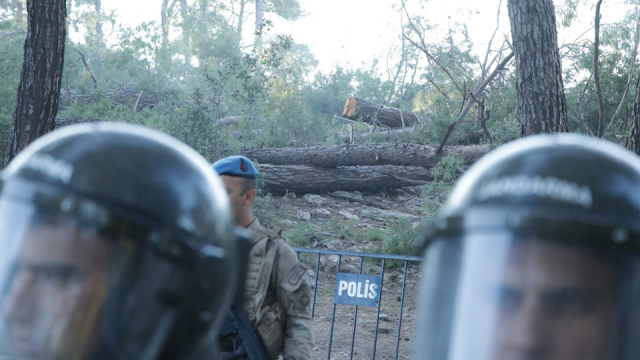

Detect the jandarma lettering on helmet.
xmin=475 ymin=175 xmax=593 ymax=208
xmin=24 ymin=154 xmax=74 ymax=183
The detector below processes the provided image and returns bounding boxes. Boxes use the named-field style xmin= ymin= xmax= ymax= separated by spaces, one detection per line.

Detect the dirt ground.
xmin=300 ymin=257 xmax=421 ymax=360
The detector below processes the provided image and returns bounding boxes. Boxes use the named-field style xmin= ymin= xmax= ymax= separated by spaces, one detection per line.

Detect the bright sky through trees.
xmin=102 ymin=0 xmax=632 ymax=74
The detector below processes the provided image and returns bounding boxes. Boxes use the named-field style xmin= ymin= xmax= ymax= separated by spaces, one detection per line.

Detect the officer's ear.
xmin=243 ymin=188 xmax=257 ymax=205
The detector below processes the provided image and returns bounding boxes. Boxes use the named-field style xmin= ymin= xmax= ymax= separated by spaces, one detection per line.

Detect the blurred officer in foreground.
xmin=414 ymin=134 xmax=640 ymax=360
xmin=0 ymin=123 xmax=245 ymax=360
xmin=213 ymin=156 xmax=313 ymax=360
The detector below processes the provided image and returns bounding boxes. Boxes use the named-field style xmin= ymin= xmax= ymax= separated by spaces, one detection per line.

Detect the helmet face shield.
xmin=415 ymin=231 xmax=640 ymax=360
xmin=0 ymin=196 xmax=197 ymax=360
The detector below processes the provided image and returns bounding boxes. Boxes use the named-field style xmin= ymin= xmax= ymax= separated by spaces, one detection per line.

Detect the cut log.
xmin=333 ymin=127 xmax=415 ymax=143
xmin=259 ymin=164 xmax=434 ymax=194
xmin=343 ymin=97 xmax=421 ymax=128
xmin=56 ymin=116 xmax=243 ymax=128
xmin=59 ymin=83 xmax=177 ymax=111
xmin=55 ymin=117 xmax=105 ymax=127
xmin=242 ymin=144 xmax=490 ymax=167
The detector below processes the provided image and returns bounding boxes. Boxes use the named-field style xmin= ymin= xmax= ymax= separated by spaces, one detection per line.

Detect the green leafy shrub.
xmin=382 ymin=219 xmax=424 ymax=269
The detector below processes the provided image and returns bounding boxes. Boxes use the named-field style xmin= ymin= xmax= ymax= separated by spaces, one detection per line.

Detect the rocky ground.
xmin=254 ymin=186 xmax=433 ymax=359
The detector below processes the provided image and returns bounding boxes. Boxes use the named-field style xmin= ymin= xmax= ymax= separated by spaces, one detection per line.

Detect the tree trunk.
xmin=255 ymin=0 xmax=264 ymax=33
xmin=242 ymin=144 xmax=490 ymax=167
xmin=627 ymin=77 xmax=640 ymax=154
xmin=59 ymin=84 xmax=177 ymax=110
xmin=507 ymin=0 xmax=569 ymax=136
xmin=179 ymin=0 xmax=191 ymax=66
xmin=237 ymin=0 xmax=246 ymax=37
xmin=4 ymin=0 xmax=66 ymax=166
xmin=13 ymin=0 xmax=25 ymax=24
xmin=333 ymin=127 xmax=416 ymax=143
xmin=259 ymin=164 xmax=434 ymax=194
xmin=94 ymin=0 xmax=103 ymax=44
xmin=55 ymin=117 xmax=103 ymax=128
xmin=343 ymin=97 xmax=420 ymax=128
xmin=161 ymin=0 xmax=170 ymax=45
xmin=199 ymin=0 xmax=208 ymax=32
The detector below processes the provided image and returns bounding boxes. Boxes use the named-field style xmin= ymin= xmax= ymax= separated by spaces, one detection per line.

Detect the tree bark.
xmin=508 ymin=0 xmax=569 ymax=136
xmin=59 ymin=84 xmax=177 ymax=110
xmin=179 ymin=0 xmax=191 ymax=66
xmin=237 ymin=0 xmax=246 ymax=37
xmin=255 ymin=0 xmax=264 ymax=33
xmin=94 ymin=0 xmax=103 ymax=44
xmin=594 ymin=0 xmax=605 ymax=138
xmin=55 ymin=117 xmax=103 ymax=128
xmin=343 ymin=97 xmax=420 ymax=128
xmin=4 ymin=0 xmax=66 ymax=166
xmin=333 ymin=127 xmax=416 ymax=143
xmin=627 ymin=76 xmax=640 ymax=154
xmin=259 ymin=164 xmax=434 ymax=194
xmin=242 ymin=143 xmax=490 ymax=167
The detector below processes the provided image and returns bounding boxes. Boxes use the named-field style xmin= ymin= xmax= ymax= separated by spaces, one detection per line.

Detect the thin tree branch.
xmin=427 ymin=78 xmax=454 ymax=116
xmin=607 ymin=7 xmax=640 ymax=132
xmin=482 ymin=0 xmax=503 ymax=81
xmin=401 ymin=0 xmax=464 ymax=97
xmin=594 ymin=0 xmax=605 ymax=137
xmin=437 ymin=51 xmax=514 ymax=153
xmin=75 ymin=48 xmax=98 ymax=88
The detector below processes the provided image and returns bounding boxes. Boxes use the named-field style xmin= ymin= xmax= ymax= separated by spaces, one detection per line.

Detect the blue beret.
xmin=212 ymin=156 xmax=259 ymax=179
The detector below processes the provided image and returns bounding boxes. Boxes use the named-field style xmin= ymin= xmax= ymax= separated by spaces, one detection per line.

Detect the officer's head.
xmin=0 ymin=123 xmax=243 ymax=360
xmin=212 ymin=156 xmax=258 ymax=226
xmin=414 ymin=134 xmax=640 ymax=360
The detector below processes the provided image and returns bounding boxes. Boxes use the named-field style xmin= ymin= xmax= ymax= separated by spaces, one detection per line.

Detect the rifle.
xmin=219 ymin=303 xmax=270 ymax=360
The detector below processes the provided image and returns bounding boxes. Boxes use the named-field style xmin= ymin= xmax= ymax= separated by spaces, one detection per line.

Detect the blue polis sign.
xmin=334 ymin=273 xmax=382 ymax=307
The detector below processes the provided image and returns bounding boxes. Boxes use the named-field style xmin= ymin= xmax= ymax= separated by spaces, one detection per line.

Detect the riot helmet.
xmin=414 ymin=134 xmax=640 ymax=360
xmin=0 ymin=123 xmax=242 ymax=360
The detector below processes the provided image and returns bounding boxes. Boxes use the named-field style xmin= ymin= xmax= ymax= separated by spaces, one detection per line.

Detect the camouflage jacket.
xmin=242 ymin=218 xmax=313 ymax=360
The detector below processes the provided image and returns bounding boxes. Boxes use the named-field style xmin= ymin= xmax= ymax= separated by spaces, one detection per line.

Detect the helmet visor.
xmin=0 ymin=196 xmax=193 ymax=360
xmin=415 ymin=231 xmax=640 ymax=360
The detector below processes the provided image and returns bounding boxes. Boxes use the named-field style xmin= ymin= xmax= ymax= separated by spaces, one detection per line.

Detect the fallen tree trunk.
xmin=56 ymin=116 xmax=242 ymax=128
xmin=259 ymin=164 xmax=434 ymax=194
xmin=59 ymin=84 xmax=177 ymax=111
xmin=242 ymin=143 xmax=490 ymax=167
xmin=333 ymin=127 xmax=416 ymax=143
xmin=343 ymin=97 xmax=420 ymax=128
xmin=55 ymin=117 xmax=105 ymax=127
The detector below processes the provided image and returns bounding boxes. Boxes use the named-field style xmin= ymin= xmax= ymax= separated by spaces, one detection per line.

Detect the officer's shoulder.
xmin=254 ymin=223 xmax=282 ymax=241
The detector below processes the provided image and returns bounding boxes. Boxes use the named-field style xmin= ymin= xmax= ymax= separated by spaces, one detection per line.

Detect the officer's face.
xmin=220 ymin=175 xmax=251 ymax=223
xmin=489 ymin=241 xmax=617 ymax=360
xmin=1 ymin=223 xmax=113 ymax=360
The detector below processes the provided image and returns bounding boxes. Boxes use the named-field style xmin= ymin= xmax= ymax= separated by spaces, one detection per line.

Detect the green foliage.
xmin=302 ymin=66 xmax=354 ymax=118
xmin=161 ymin=88 xmax=238 ymax=162
xmin=0 ymin=12 xmax=24 ymax=155
xmin=367 ymin=227 xmax=388 ymax=242
xmin=267 ymin=0 xmax=304 ymax=21
xmin=382 ymin=219 xmax=423 ymax=269
xmin=287 ymin=223 xmax=319 ymax=247
xmin=422 ymin=154 xmax=465 ymax=215
xmin=253 ymin=192 xmax=279 ymax=225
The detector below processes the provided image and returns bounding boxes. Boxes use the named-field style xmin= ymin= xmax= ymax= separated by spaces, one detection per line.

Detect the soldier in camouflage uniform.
xmin=214 ymin=156 xmax=314 ymax=360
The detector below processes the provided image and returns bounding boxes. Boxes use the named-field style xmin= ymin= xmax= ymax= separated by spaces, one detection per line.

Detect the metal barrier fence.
xmin=292 ymin=247 xmax=422 ymax=360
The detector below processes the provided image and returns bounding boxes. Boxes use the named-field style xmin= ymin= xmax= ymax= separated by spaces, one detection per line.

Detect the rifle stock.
xmin=220 ymin=303 xmax=270 ymax=360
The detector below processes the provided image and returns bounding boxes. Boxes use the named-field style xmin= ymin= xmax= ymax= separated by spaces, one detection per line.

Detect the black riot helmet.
xmin=415 ymin=134 xmax=640 ymax=360
xmin=0 ymin=123 xmax=243 ymax=360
